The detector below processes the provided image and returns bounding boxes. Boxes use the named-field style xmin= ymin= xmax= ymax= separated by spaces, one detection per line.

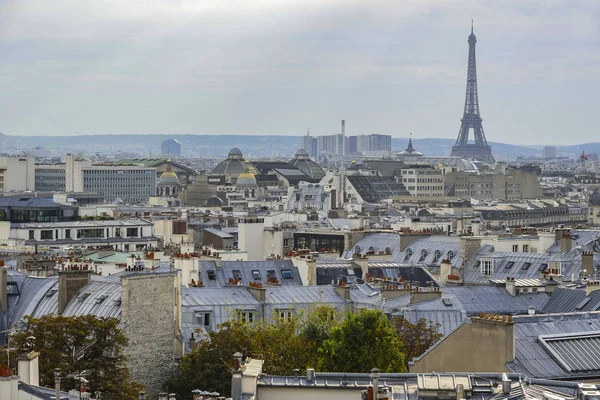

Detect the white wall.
xmin=0 ymin=156 xmax=35 ymax=191
xmin=238 ymin=220 xmax=265 ymax=261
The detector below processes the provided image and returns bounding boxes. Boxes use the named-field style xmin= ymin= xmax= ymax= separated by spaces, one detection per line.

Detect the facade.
xmin=399 ymin=164 xmax=446 ymax=197
xmin=36 ymin=155 xmax=157 ymax=204
xmin=160 ymin=138 xmax=181 ymax=156
xmin=0 ymin=197 xmax=77 ymax=223
xmin=0 ymin=156 xmax=36 ymax=191
xmin=475 ymin=201 xmax=588 ymax=229
xmin=445 ymin=166 xmax=541 ymax=200
xmin=4 ymin=219 xmax=157 ymax=251
xmin=81 ymin=166 xmax=156 ymax=204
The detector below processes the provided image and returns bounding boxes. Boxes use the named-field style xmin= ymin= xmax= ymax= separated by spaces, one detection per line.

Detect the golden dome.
xmin=160 ymin=171 xmax=178 ymax=179
xmin=238 ymin=171 xmax=255 ymax=180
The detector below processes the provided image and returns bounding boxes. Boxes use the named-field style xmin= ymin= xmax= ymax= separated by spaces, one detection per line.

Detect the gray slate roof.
xmin=541 ymin=287 xmax=600 ymax=314
xmin=342 ymin=232 xmax=400 ymax=258
xmin=394 ymin=236 xmax=462 ymax=268
xmin=198 ymin=260 xmax=303 ymax=287
xmin=507 ymin=312 xmax=600 ymax=379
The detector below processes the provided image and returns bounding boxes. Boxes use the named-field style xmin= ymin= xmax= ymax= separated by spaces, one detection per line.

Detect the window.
xmin=512 ymin=244 xmax=518 ymax=252
xmin=521 ymin=262 xmax=531 ymax=271
xmin=126 ymin=227 xmax=139 ymax=237
xmin=418 ymin=249 xmax=428 ymax=262
xmin=505 ymin=261 xmax=514 ymax=270
xmin=267 ymin=270 xmax=276 ymax=279
xmin=279 ymin=309 xmax=293 ymax=321
xmin=232 ymin=270 xmax=242 ymax=280
xmin=283 ymin=239 xmax=289 ymax=247
xmin=207 ymin=270 xmax=216 ymax=280
xmin=447 ymin=251 xmax=454 ymax=261
xmin=252 ymin=270 xmax=261 ymax=280
xmin=239 ymin=311 xmax=255 ymax=323
xmin=481 ymin=259 xmax=493 ymax=276
xmin=195 ymin=312 xmax=211 ymax=327
xmin=538 ymin=263 xmax=548 ymax=272
xmin=433 ymin=250 xmax=442 ymax=263
xmin=115 ymin=228 xmax=121 ymax=237
xmin=28 ymin=230 xmax=34 ymax=240
xmin=65 ymin=230 xmax=71 ymax=239
xmin=522 ymin=244 xmax=529 ymax=253
xmin=473 ymin=260 xmax=481 ymax=269
xmin=281 ymin=269 xmax=293 ymax=279
xmin=40 ymin=230 xmax=53 ymax=240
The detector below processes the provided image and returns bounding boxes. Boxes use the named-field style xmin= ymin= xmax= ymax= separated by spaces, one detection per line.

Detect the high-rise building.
xmin=450 ymin=23 xmax=495 ymax=164
xmin=161 ymin=138 xmax=181 ymax=157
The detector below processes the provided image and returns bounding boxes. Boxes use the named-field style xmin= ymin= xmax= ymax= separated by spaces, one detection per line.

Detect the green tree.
xmin=317 ymin=309 xmax=406 ymax=373
xmin=166 ymin=316 xmax=318 ymax=398
xmin=298 ymin=304 xmax=341 ymax=348
xmin=393 ymin=317 xmax=442 ymax=367
xmin=11 ymin=315 xmax=143 ymax=400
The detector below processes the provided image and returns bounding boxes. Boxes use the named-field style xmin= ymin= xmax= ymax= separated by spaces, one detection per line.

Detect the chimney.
xmin=247 ymin=283 xmax=266 ymax=302
xmin=231 ymin=352 xmax=243 ymax=400
xmin=582 ymin=251 xmax=594 ymax=277
xmin=505 ymin=277 xmax=516 ymax=296
xmin=381 ymin=282 xmax=410 ymax=300
xmin=586 ymin=281 xmax=600 ymax=296
xmin=461 ymin=236 xmax=482 ymax=265
xmin=370 ymin=368 xmax=380 ymax=398
xmin=456 ymin=383 xmax=465 ymax=400
xmin=335 ymin=282 xmax=351 ymax=300
xmin=0 ymin=266 xmax=7 ymax=313
xmin=341 ymin=119 xmax=345 ymax=136
xmin=501 ymin=373 xmax=511 ymax=394
xmin=306 ymin=368 xmax=315 ymax=384
xmin=410 ymin=287 xmax=442 ymax=304
xmin=439 ymin=259 xmax=452 ymax=287
xmin=560 ymin=234 xmax=572 ymax=253
xmin=17 ymin=351 xmax=40 ymax=386
xmin=544 ymin=277 xmax=559 ymax=294
xmin=58 ymin=267 xmax=92 ymax=314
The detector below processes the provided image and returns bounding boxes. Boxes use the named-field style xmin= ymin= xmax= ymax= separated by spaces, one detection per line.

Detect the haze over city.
xmin=1 ymin=0 xmax=599 ymax=145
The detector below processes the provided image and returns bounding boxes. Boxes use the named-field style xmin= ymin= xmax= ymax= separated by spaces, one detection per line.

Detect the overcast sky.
xmin=0 ymin=0 xmax=599 ymax=145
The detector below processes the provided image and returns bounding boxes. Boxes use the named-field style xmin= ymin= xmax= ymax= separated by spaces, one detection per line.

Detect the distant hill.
xmin=0 ymin=133 xmax=591 ymax=160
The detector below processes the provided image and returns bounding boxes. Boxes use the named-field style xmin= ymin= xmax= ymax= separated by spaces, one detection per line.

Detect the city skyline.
xmin=0 ymin=1 xmax=599 ymax=145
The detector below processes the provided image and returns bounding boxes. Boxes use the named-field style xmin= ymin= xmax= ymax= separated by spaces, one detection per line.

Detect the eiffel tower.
xmin=450 ymin=22 xmax=495 ymax=164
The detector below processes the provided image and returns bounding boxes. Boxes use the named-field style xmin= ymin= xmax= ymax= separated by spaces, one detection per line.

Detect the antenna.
xmin=471 ymin=19 xmax=474 ymax=33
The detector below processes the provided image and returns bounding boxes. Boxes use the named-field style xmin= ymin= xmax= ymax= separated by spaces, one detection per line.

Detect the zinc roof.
xmin=507 ymin=312 xmax=600 ymax=379
xmin=342 ymin=232 xmax=400 ymax=258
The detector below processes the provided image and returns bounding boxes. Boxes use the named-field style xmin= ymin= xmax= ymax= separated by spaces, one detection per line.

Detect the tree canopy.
xmin=9 ymin=315 xmax=143 ymax=400
xmin=317 ymin=309 xmax=406 ymax=373
xmin=393 ymin=317 xmax=443 ymax=367
xmin=166 ymin=306 xmax=440 ymax=398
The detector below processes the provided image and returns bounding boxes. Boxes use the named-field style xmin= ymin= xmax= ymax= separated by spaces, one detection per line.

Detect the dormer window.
xmin=433 ymin=250 xmax=442 ymax=263
xmin=447 ymin=251 xmax=454 ymax=261
xmin=207 ymin=270 xmax=216 ymax=280
xmin=232 ymin=270 xmax=242 ymax=280
xmin=418 ymin=249 xmax=428 ymax=262
xmin=481 ymin=259 xmax=493 ymax=276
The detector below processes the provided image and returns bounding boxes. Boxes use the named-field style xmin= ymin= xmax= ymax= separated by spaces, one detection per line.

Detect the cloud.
xmin=0 ymin=0 xmax=598 ymax=144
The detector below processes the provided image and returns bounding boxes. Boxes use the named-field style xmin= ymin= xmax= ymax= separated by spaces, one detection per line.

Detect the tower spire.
xmin=449 ymin=23 xmax=495 ymax=164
